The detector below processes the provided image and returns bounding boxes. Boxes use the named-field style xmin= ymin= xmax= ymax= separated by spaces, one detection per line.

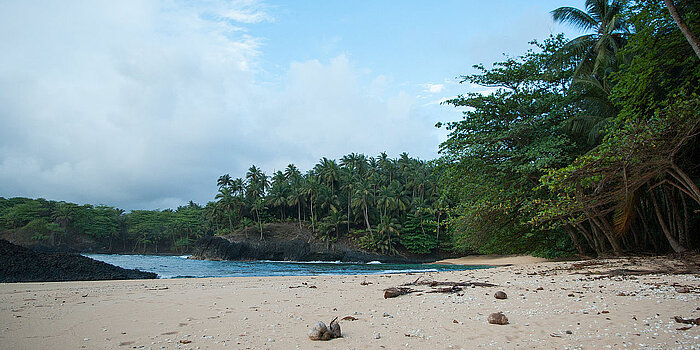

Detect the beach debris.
xmin=677 ymin=326 xmax=693 ymax=331
xmin=374 ymin=332 xmax=381 ymax=339
xmin=673 ymin=316 xmax=700 ymax=325
xmin=308 ymin=317 xmax=341 ymax=341
xmin=383 ymin=312 xmax=393 ymax=318
xmin=146 ymin=286 xmax=169 ymax=291
xmin=179 ymin=340 xmax=192 ymax=344
xmin=402 ymin=280 xmax=497 ymax=288
xmin=384 ymin=287 xmax=417 ymax=299
xmin=360 ymin=281 xmax=373 ymax=285
xmin=427 ymin=286 xmax=463 ymax=294
xmin=536 ymin=287 xmax=544 ymax=290
xmin=494 ymin=291 xmax=508 ymax=299
xmin=452 ymin=319 xmax=459 ymax=324
xmin=675 ymin=286 xmax=690 ymax=293
xmin=341 ymin=316 xmax=358 ymax=321
xmin=487 ymin=312 xmax=509 ymax=325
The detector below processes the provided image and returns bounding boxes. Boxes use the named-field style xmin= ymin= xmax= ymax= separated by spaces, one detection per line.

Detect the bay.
xmin=84 ymin=254 xmax=490 ymax=279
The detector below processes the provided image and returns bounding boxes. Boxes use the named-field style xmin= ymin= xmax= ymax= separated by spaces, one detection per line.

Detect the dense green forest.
xmin=1 ymin=0 xmax=698 ymax=257
xmin=439 ymin=0 xmax=699 ymax=256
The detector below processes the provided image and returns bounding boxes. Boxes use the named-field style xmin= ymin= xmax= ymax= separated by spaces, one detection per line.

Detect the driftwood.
xmin=426 ymin=286 xmax=463 ymax=294
xmin=384 ymin=287 xmax=418 ymax=299
xmin=673 ymin=316 xmax=700 ymax=325
xmin=402 ymin=279 xmax=497 ymax=288
xmin=384 ymin=278 xmax=497 ymax=298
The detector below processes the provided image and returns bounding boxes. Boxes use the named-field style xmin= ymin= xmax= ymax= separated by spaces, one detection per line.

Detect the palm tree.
xmin=314 ymin=157 xmax=340 ymax=192
xmin=215 ymin=187 xmax=236 ymax=234
xmin=375 ymin=217 xmax=401 ymax=254
xmin=303 ymin=175 xmax=320 ymax=232
xmin=339 ymin=169 xmax=356 ymax=232
xmin=551 ymin=0 xmax=629 ymax=82
xmin=663 ymin=0 xmax=700 ymax=59
xmin=353 ymin=177 xmax=374 ymax=233
xmin=252 ymin=199 xmax=266 ymax=240
xmin=217 ymin=174 xmax=233 ymax=190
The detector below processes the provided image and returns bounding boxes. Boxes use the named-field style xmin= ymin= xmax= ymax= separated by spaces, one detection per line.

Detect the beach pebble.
xmin=487 ymin=312 xmax=509 ymax=325
xmin=494 ymin=291 xmax=507 ymax=299
xmin=675 ymin=287 xmax=690 ymax=293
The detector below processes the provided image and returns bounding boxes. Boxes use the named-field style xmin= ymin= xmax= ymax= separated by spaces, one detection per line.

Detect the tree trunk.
xmin=566 ymin=225 xmax=585 ymax=256
xmin=310 ymin=197 xmax=315 ymax=233
xmin=256 ymin=209 xmax=263 ymax=240
xmin=363 ymin=197 xmax=372 ymax=233
xmin=228 ymin=214 xmax=233 ymax=234
xmin=436 ymin=212 xmax=441 ymax=250
xmin=588 ymin=213 xmax=623 ymax=255
xmin=347 ymin=189 xmax=352 ymax=232
xmin=664 ymin=0 xmax=700 ymax=59
xmin=650 ymin=188 xmax=687 ymax=252
xmin=298 ymin=203 xmax=302 ymax=230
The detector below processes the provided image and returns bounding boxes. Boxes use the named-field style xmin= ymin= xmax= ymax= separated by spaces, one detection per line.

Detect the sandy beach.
xmin=1 ymin=256 xmax=699 ymax=350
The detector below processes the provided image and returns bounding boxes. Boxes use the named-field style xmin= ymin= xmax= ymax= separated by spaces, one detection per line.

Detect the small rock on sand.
xmin=488 ymin=312 xmax=509 ymax=325
xmin=494 ymin=291 xmax=507 ymax=299
xmin=675 ymin=286 xmax=690 ymax=293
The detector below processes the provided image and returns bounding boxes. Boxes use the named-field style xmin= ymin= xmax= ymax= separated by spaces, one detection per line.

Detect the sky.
xmin=0 ymin=0 xmax=585 ymax=210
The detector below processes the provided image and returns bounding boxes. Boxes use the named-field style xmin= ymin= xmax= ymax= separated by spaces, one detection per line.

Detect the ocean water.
xmin=83 ymin=254 xmax=490 ymax=279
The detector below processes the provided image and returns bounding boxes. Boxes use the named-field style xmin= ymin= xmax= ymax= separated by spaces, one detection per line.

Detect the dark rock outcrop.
xmin=0 ymin=239 xmax=157 ymax=282
xmin=193 ymin=235 xmax=433 ymax=263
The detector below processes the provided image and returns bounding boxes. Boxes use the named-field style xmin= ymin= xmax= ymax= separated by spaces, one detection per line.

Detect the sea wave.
xmin=366 ymin=261 xmax=382 ymax=264
xmin=260 ymin=260 xmax=348 ymax=264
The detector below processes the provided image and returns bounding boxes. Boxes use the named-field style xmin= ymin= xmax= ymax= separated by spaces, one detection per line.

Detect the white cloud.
xmin=423 ymin=83 xmax=445 ymax=94
xmin=0 ymin=1 xmax=442 ymax=210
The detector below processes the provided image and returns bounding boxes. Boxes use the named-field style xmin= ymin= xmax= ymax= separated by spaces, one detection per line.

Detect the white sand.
xmin=433 ymin=254 xmax=551 ymax=266
xmin=1 ymin=256 xmax=699 ymax=349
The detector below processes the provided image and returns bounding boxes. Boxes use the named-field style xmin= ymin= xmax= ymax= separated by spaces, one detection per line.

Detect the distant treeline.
xmin=0 ymin=152 xmax=450 ymax=255
xmin=212 ymin=152 xmax=446 ymax=255
xmin=0 ymin=197 xmax=210 ymax=253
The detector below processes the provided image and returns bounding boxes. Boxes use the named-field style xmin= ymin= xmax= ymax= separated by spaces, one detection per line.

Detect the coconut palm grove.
xmin=1 ymin=0 xmax=699 ymax=258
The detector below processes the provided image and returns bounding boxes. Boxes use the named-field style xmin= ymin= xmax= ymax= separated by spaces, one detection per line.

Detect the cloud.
xmin=423 ymin=83 xmax=444 ymax=94
xmin=0 ymin=1 xmax=442 ymax=210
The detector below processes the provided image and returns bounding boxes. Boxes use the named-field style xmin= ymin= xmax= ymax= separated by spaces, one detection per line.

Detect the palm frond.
xmin=551 ymin=7 xmax=597 ymax=31
xmin=613 ymin=188 xmax=638 ymax=236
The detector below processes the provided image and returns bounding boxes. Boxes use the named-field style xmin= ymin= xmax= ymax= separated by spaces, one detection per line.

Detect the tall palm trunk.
xmin=297 ymin=203 xmax=302 ymax=230
xmin=347 ymin=188 xmax=352 ymax=232
xmin=664 ymin=0 xmax=700 ymax=59
xmin=362 ymin=196 xmax=372 ymax=233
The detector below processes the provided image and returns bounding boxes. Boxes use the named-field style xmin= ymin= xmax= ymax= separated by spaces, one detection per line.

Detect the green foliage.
xmin=611 ymin=0 xmax=700 ymax=118
xmin=438 ymin=36 xmax=577 ymax=256
xmin=399 ymin=212 xmax=436 ymax=254
xmin=24 ymin=218 xmax=63 ymax=242
xmin=356 ymin=230 xmax=397 ymax=255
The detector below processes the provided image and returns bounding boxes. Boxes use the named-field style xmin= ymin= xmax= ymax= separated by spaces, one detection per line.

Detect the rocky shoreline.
xmin=0 ymin=239 xmax=157 ymax=282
